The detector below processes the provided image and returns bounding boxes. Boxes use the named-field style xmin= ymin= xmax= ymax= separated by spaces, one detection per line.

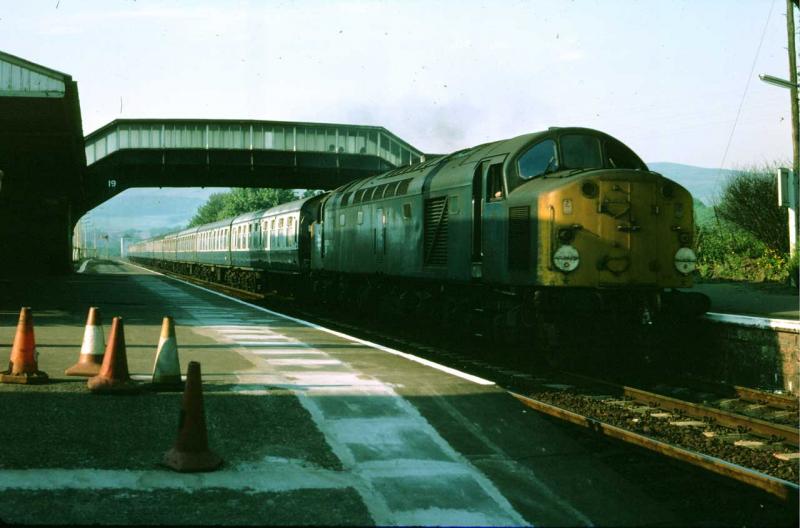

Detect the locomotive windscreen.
xmin=561 ymin=133 xmax=647 ymax=171
xmin=561 ymin=134 xmax=602 ymax=169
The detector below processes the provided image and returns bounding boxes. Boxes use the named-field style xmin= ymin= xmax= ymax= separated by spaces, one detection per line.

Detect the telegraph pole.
xmin=789 ymin=0 xmax=800 ymax=255
xmin=788 ymin=0 xmax=798 ymax=183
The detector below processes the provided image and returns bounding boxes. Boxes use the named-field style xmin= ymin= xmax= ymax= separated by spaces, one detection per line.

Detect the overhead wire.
xmin=717 ymin=0 xmax=777 ymax=173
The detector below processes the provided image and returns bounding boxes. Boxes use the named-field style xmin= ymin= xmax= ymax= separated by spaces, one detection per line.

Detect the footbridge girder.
xmin=84 ymin=119 xmax=426 ymax=211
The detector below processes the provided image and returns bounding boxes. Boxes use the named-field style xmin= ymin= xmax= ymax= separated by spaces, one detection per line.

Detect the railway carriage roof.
xmin=177 ymin=226 xmax=200 ymax=237
xmin=229 ymin=196 xmax=313 ymax=224
xmin=259 ymin=196 xmax=311 ymax=216
xmin=195 ymin=218 xmax=233 ymax=231
xmin=231 ymin=210 xmax=266 ymax=224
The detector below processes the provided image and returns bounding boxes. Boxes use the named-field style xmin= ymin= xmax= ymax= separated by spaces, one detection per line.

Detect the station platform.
xmin=0 ymin=260 xmax=795 ymax=526
xmin=688 ymin=280 xmax=799 ymax=321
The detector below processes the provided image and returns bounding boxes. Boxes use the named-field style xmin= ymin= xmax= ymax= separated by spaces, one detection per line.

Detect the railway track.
xmin=135 ymin=261 xmax=800 ymax=500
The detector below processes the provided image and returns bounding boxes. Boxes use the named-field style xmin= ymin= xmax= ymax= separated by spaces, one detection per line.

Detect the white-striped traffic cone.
xmin=151 ymin=316 xmax=183 ymax=390
xmin=65 ymin=307 xmax=105 ymax=377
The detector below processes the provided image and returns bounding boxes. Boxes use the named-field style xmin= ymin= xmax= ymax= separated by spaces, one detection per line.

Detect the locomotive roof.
xmin=339 ymin=126 xmax=635 ymax=191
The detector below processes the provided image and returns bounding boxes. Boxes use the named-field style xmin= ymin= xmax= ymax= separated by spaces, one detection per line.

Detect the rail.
xmin=511 ymin=392 xmax=799 ymax=500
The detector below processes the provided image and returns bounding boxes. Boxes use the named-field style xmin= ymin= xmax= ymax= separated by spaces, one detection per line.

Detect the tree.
xmin=714 ymin=165 xmax=789 ymax=253
xmin=187 ymin=192 xmax=228 ymax=227
xmin=219 ymin=188 xmax=298 ymax=218
xmin=187 ymin=188 xmax=299 ymax=227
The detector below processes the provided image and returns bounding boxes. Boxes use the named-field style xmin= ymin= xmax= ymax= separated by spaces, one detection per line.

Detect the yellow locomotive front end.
xmin=504 ymin=127 xmax=708 ymax=324
xmin=537 ymin=170 xmax=696 ymax=291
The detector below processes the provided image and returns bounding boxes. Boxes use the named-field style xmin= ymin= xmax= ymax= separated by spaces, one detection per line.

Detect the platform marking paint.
xmin=0 ymin=461 xmax=352 ymax=494
xmin=126 ymin=262 xmax=495 ymax=387
xmin=247 ymin=349 xmax=328 ymax=356
xmin=266 ymin=358 xmax=343 ymax=366
xmin=76 ymin=259 xmax=92 ymax=274
xmin=123 ymin=268 xmax=529 ymax=525
xmin=704 ymin=312 xmax=800 ymax=333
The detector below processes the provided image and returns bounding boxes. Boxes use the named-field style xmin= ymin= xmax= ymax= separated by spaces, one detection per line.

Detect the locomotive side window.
xmin=518 ymin=139 xmax=557 ymax=180
xmin=561 ymin=134 xmax=602 ymax=169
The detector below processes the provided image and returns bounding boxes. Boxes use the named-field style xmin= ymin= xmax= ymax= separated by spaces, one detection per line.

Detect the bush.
xmin=789 ymin=250 xmax=799 ymax=288
xmin=695 ymin=220 xmax=793 ymax=282
xmin=714 ymin=165 xmax=788 ymax=253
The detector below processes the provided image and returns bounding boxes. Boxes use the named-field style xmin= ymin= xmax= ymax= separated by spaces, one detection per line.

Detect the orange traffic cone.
xmin=87 ymin=317 xmax=139 ymax=394
xmin=163 ymin=361 xmax=222 ymax=472
xmin=66 ymin=307 xmax=105 ymax=376
xmin=1 ymin=307 xmax=48 ymax=384
xmin=151 ymin=316 xmax=183 ymax=391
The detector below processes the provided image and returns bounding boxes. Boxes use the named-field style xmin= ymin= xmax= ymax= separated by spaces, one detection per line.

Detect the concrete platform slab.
xmin=0 ymin=259 xmax=796 ymax=526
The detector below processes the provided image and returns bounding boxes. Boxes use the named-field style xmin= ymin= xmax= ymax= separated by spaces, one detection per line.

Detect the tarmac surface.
xmin=689 ymin=281 xmax=799 ymax=320
xmin=0 ymin=259 xmax=796 ymax=526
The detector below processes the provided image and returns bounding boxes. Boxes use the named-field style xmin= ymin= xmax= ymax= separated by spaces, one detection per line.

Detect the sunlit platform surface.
xmin=0 ymin=260 xmax=794 ymax=526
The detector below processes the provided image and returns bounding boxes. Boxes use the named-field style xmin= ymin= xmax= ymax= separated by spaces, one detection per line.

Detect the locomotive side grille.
xmin=424 ymin=196 xmax=449 ymax=267
xmin=508 ymin=206 xmax=530 ymax=271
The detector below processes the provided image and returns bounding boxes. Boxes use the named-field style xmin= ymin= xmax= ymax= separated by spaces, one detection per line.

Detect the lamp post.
xmin=759 ymin=0 xmax=799 ymax=255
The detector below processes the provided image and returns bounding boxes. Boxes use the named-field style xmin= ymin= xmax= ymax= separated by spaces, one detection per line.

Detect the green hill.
xmin=647 ymin=162 xmax=736 ymax=206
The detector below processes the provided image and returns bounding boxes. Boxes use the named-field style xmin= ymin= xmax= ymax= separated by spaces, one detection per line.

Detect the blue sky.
xmin=0 ymin=0 xmax=794 ymax=169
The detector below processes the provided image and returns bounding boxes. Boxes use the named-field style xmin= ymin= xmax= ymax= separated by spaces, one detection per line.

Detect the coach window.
xmin=487 ymin=163 xmax=506 ymax=202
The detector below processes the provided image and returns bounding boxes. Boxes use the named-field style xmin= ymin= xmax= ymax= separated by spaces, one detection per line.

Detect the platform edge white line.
xmin=124 ymin=260 xmax=495 ymax=386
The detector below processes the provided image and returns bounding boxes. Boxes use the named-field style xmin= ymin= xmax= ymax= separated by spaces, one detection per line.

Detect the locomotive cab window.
xmin=487 ymin=163 xmax=505 ymax=201
xmin=561 ymin=134 xmax=602 ymax=170
xmin=604 ymin=138 xmax=647 ymax=170
xmin=517 ymin=139 xmax=557 ymax=181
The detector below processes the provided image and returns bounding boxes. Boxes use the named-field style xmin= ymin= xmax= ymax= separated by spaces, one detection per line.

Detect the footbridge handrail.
xmin=85 ymin=118 xmax=426 ymax=169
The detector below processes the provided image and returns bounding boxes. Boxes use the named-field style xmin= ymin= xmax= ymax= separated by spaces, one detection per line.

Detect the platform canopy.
xmin=0 ymin=50 xmax=86 ymax=275
xmin=0 ymin=50 xmax=68 ymax=98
